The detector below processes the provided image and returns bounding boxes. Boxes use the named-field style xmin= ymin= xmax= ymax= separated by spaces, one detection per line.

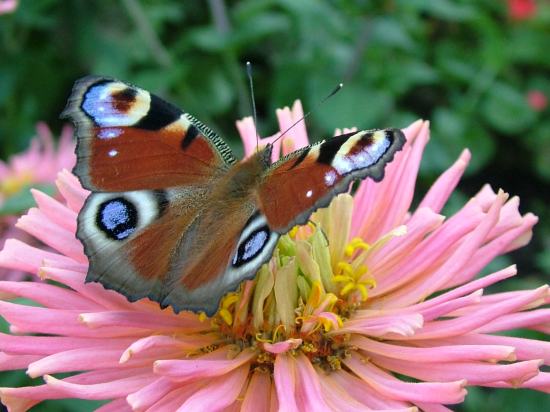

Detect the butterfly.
xmin=61 ymin=76 xmax=405 ymax=316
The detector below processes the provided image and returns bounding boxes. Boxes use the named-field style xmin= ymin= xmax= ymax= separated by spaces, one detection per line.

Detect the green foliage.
xmin=0 ymin=0 xmax=548 ymax=410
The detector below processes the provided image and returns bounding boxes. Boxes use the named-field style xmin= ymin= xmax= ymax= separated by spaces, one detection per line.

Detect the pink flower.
xmin=0 ymin=106 xmax=548 ymax=411
xmin=527 ymin=90 xmax=547 ymax=111
xmin=0 ymin=0 xmax=17 ymax=15
xmin=508 ymin=0 xmax=538 ymax=20
xmin=0 ymin=123 xmax=74 ymax=284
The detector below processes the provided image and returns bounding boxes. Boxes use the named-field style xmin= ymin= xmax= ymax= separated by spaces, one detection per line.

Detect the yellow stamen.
xmin=306 ymin=281 xmax=323 ymax=309
xmin=333 ymin=275 xmax=353 ymax=283
xmin=344 ymin=237 xmax=370 ymax=257
xmin=301 ymin=342 xmax=318 ymax=353
xmin=356 ymin=284 xmax=369 ymax=300
xmin=255 ymin=333 xmax=272 ymax=343
xmin=218 ymin=308 xmax=233 ymax=325
xmin=354 ymin=265 xmax=369 ymax=280
xmin=327 ymin=355 xmax=342 ymax=370
xmin=340 ymin=282 xmax=356 ymax=296
xmin=336 ymin=261 xmax=353 ymax=277
xmin=222 ymin=293 xmax=240 ymax=309
xmin=272 ymin=324 xmax=286 ymax=341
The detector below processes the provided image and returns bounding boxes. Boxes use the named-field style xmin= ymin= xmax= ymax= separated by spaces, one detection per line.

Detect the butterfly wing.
xmin=63 ymin=76 xmax=249 ymax=315
xmin=258 ymin=129 xmax=406 ymax=233
xmin=61 ymin=76 xmax=236 ymax=191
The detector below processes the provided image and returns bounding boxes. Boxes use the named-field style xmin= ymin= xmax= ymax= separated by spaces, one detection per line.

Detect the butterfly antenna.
xmin=246 ymin=61 xmax=260 ymax=151
xmin=272 ymin=82 xmax=343 ymax=145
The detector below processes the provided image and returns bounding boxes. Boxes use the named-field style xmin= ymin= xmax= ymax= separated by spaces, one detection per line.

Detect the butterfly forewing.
xmin=61 ymin=76 xmax=235 ymax=192
xmin=258 ymin=129 xmax=406 ymax=233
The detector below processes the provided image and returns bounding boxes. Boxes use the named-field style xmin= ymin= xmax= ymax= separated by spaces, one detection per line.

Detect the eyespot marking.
xmin=111 ymin=87 xmax=137 ymax=112
xmin=82 ymin=82 xmax=148 ymax=127
xmin=96 ymin=197 xmax=138 ymax=241
xmin=232 ymin=225 xmax=270 ymax=267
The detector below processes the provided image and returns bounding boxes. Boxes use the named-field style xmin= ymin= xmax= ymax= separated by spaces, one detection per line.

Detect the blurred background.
xmin=0 ymin=0 xmax=548 ymax=411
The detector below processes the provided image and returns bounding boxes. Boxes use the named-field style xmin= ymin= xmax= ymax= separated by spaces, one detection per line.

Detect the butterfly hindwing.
xmin=258 ymin=129 xmax=406 ymax=233
xmin=78 ymin=186 xmax=279 ymax=316
xmin=61 ymin=76 xmax=235 ymax=192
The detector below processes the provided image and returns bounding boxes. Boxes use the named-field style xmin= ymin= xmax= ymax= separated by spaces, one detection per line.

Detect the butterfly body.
xmin=62 ymin=76 xmax=405 ymax=315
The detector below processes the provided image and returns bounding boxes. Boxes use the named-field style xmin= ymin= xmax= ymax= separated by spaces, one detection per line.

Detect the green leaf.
xmin=370 ymin=17 xmax=415 ymax=51
xmin=0 ymin=184 xmax=55 ymax=216
xmin=398 ymin=0 xmax=477 ymax=21
xmin=423 ymin=108 xmax=494 ymax=175
xmin=532 ymin=122 xmax=550 ymax=181
xmin=482 ymin=82 xmax=536 ymax=134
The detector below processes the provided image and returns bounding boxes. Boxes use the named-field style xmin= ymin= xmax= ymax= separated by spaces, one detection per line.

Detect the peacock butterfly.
xmin=61 ymin=76 xmax=405 ymax=315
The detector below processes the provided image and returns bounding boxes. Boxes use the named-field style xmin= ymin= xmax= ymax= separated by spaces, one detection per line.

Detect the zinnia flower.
xmin=0 ymin=123 xmax=74 ymax=284
xmin=508 ymin=0 xmax=538 ymax=20
xmin=0 ymin=104 xmax=548 ymax=411
xmin=0 ymin=0 xmax=17 ymax=15
xmin=527 ymin=90 xmax=547 ymax=111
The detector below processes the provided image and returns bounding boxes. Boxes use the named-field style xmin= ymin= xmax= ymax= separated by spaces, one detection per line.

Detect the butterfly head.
xmin=256 ymin=142 xmax=274 ymax=168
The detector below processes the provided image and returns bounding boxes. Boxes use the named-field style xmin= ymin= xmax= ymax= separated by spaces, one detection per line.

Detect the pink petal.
xmin=56 ymin=169 xmax=88 ymax=212
xmin=447 ymin=213 xmax=538 ymax=287
xmin=263 ymin=338 xmax=302 ymax=354
xmin=40 ymin=266 xmax=136 ymax=311
xmin=79 ymin=310 xmax=206 ymax=332
xmin=329 ymin=370 xmax=415 ymax=410
xmin=399 ymin=286 xmax=548 ymax=340
xmin=273 ymin=353 xmax=299 ymax=412
xmin=293 ymin=353 xmax=331 ymax=410
xmin=276 ymin=100 xmax=309 ymax=154
xmin=351 ymin=336 xmax=515 ymax=363
xmin=95 ymin=398 xmax=133 ymax=412
xmin=0 ymin=239 xmax=74 ymax=275
xmin=372 ymin=355 xmax=542 ymax=386
xmin=336 ymin=313 xmax=423 ymax=337
xmin=241 ymin=370 xmax=272 ymax=412
xmin=0 ymin=332 xmax=134 ymax=356
xmin=44 ymin=371 xmax=155 ymax=399
xmin=487 ymin=371 xmax=550 ymax=392
xmin=0 ymin=301 xmax=144 ymax=338
xmin=27 ymin=347 xmax=134 ymax=378
xmin=120 ymin=334 xmax=216 ymax=363
xmin=476 ymin=308 xmax=550 ymax=333
xmin=430 ymin=334 xmax=550 ymax=364
xmin=0 ymin=352 xmax=42 ymax=370
xmin=369 ymin=201 xmax=485 ymax=298
xmin=353 ymin=120 xmax=429 ymax=242
xmin=143 ymin=381 xmax=205 ymax=411
xmin=317 ymin=369 xmax=378 ymax=412
xmin=0 ymin=281 xmax=98 ymax=310
xmin=16 ymin=208 xmax=86 ymax=262
xmin=366 ymin=207 xmax=444 ymax=272
xmin=418 ymin=149 xmax=471 ymax=213
xmin=344 ymin=352 xmax=466 ymax=404
xmin=126 ymin=377 xmax=180 ymax=411
xmin=375 ymin=266 xmax=516 ymax=317
xmin=176 ymin=364 xmax=249 ymax=412
xmin=381 ymin=190 xmax=508 ymax=306
xmin=31 ymin=188 xmax=77 ymax=232
xmin=154 ymin=347 xmax=255 ymax=381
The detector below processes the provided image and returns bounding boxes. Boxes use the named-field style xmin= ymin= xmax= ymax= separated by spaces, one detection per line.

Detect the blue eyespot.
xmin=96 ymin=197 xmax=138 ymax=241
xmin=232 ymin=226 xmax=270 ymax=267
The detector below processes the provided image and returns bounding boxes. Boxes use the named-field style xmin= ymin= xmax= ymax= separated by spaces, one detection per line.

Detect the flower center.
xmin=207 ymin=214 xmax=380 ymax=372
